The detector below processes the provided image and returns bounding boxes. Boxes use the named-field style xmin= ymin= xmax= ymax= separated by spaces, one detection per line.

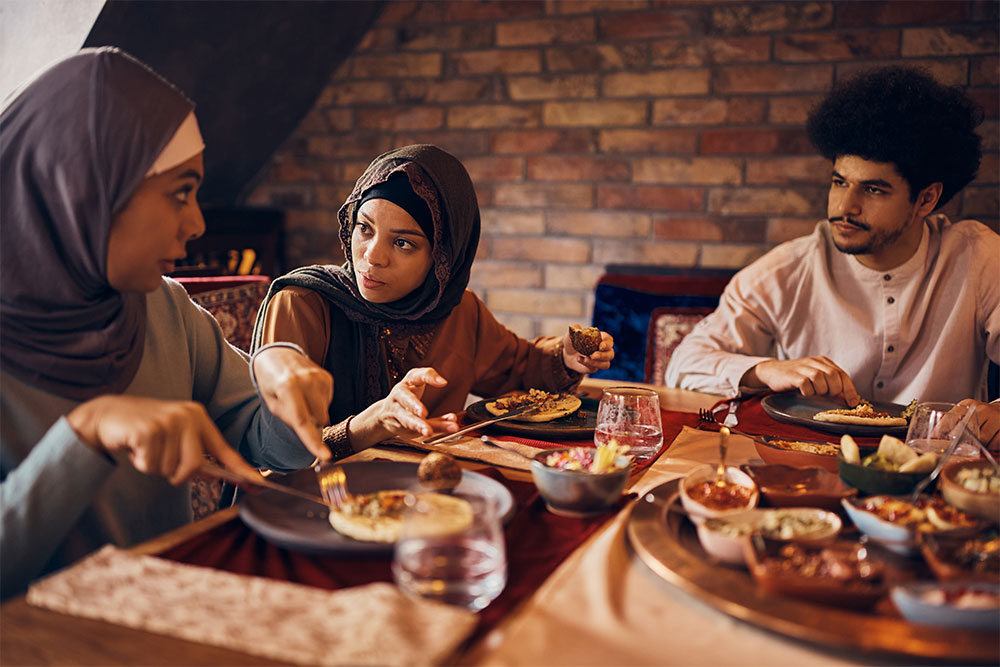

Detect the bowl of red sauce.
xmin=679 ymin=464 xmax=759 ymax=523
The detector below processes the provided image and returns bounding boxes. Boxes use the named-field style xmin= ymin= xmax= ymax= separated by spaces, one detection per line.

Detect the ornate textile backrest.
xmin=178 ymin=276 xmax=271 ymax=353
xmin=644 ymin=307 xmax=715 ymax=386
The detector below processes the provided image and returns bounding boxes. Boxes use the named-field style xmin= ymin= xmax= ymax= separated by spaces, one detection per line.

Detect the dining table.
xmin=1 ymin=379 xmax=995 ymax=666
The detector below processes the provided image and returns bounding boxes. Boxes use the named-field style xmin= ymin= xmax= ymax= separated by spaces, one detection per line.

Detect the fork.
xmin=314 ymin=462 xmax=350 ymax=508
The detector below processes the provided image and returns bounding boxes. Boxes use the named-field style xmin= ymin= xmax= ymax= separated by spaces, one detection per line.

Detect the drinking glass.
xmin=594 ymin=386 xmax=664 ymax=460
xmin=392 ymin=486 xmax=506 ymax=611
xmin=905 ymin=402 xmax=980 ymax=458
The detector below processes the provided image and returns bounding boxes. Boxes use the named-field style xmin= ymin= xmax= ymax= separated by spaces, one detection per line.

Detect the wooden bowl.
xmin=939 ymin=459 xmax=1000 ymax=524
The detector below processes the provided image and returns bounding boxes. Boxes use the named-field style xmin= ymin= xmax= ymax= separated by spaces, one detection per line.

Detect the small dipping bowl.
xmin=679 ymin=464 xmax=759 ymax=524
xmin=741 ymin=463 xmax=857 ymax=512
xmin=939 ymin=459 xmax=1000 ymax=524
xmin=891 ymin=581 xmax=1000 ymax=630
xmin=531 ymin=447 xmax=630 ymax=517
xmin=696 ymin=507 xmax=841 ymax=566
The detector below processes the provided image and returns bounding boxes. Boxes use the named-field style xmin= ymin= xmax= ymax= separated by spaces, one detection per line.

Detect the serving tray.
xmin=626 ymin=479 xmax=998 ymax=664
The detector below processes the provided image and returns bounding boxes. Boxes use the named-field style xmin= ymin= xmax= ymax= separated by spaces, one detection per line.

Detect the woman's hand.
xmin=350 ymin=367 xmax=459 ymax=449
xmin=67 ymin=396 xmax=262 ymax=485
xmin=252 ymin=346 xmax=334 ymax=461
xmin=562 ymin=329 xmax=615 ymax=374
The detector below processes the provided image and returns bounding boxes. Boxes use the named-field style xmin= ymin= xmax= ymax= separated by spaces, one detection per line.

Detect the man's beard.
xmin=828 ymin=216 xmax=909 ymax=256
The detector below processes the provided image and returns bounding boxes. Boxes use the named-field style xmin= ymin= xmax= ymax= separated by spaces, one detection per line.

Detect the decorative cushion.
xmin=644 ymin=307 xmax=716 ymax=386
xmin=189 ymin=281 xmax=271 ymax=353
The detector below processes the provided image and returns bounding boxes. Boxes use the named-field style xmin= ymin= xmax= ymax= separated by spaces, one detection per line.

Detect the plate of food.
xmin=465 ymin=390 xmax=598 ymax=439
xmin=238 ymin=460 xmax=515 ymax=556
xmin=761 ymin=393 xmax=910 ymax=437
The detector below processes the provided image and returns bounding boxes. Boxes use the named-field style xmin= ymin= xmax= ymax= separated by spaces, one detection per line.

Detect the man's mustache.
xmin=828 ymin=216 xmax=870 ymax=231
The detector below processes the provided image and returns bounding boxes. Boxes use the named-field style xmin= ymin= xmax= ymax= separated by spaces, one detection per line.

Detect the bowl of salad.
xmin=531 ymin=442 xmax=632 ymax=517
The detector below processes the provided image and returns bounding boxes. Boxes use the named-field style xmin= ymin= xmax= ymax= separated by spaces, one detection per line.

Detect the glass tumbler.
xmin=904 ymin=402 xmax=980 ymax=458
xmin=594 ymin=386 xmax=664 ymax=460
xmin=392 ymin=486 xmax=506 ymax=611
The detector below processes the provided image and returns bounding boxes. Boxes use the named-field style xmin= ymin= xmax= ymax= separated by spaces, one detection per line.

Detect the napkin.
xmin=391 ymin=435 xmax=543 ymax=471
xmin=27 ymin=545 xmax=476 ymax=666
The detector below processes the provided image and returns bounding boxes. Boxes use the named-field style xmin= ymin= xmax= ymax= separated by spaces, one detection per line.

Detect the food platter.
xmin=761 ymin=393 xmax=909 ymax=437
xmin=626 ymin=479 xmax=998 ymax=663
xmin=465 ymin=396 xmax=598 ymax=439
xmin=239 ymin=461 xmax=514 ymax=556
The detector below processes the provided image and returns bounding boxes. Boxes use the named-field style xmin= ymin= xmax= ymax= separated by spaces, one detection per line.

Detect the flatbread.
xmin=484 ymin=388 xmax=582 ymax=423
xmin=769 ymin=439 xmax=839 ymax=456
xmin=327 ymin=490 xmax=472 ymax=543
xmin=813 ymin=399 xmax=907 ymax=427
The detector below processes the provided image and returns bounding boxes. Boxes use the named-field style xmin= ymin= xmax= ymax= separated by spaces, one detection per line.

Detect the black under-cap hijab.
xmin=357 ymin=172 xmax=435 ymax=242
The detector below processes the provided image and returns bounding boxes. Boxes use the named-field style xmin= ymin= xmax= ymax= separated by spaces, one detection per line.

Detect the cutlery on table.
xmin=420 ymin=404 xmax=541 ymax=445
xmin=715 ymin=426 xmax=730 ymax=486
xmin=480 ymin=435 xmax=535 ymax=461
xmin=197 ymin=461 xmax=331 ymax=507
xmin=315 ymin=462 xmax=351 ymax=508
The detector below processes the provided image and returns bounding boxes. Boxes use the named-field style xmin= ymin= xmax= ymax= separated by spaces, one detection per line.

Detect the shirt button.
xmin=887 ymin=346 xmax=894 ymax=352
xmin=883 ymin=274 xmax=891 ymax=281
xmin=887 ymin=296 xmax=895 ymax=304
xmin=876 ymin=381 xmax=884 ymax=388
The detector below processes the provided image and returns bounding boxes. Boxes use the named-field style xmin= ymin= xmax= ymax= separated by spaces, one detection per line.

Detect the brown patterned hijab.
xmin=253 ymin=145 xmax=481 ymax=417
xmin=0 ymin=48 xmax=193 ymax=400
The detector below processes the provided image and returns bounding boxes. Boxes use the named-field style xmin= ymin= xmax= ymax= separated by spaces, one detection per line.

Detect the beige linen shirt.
xmin=665 ymin=217 xmax=1000 ymax=404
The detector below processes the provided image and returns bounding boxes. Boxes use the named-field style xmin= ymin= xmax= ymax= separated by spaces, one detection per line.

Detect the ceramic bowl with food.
xmin=695 ymin=507 xmax=842 ymax=566
xmin=939 ymin=459 xmax=1000 ymax=524
xmin=918 ymin=528 xmax=1000 ymax=583
xmin=679 ymin=465 xmax=759 ymax=523
xmin=750 ymin=437 xmax=848 ymax=473
xmin=842 ymin=495 xmax=981 ymax=556
xmin=740 ymin=463 xmax=857 ymax=511
xmin=837 ymin=456 xmax=930 ymax=496
xmin=891 ymin=581 xmax=1000 ymax=630
xmin=530 ymin=447 xmax=630 ymax=517
xmin=744 ymin=537 xmax=886 ymax=609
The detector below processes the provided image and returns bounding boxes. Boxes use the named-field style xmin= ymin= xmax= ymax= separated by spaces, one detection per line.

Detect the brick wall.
xmin=247 ymin=0 xmax=999 ymax=340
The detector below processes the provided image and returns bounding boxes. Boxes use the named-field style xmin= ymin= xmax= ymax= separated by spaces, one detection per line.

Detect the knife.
xmin=420 ymin=403 xmax=541 ymax=445
xmin=197 ymin=461 xmax=330 ymax=508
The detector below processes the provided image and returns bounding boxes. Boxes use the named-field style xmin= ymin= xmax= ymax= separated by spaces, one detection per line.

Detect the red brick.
xmin=494 ymin=183 xmax=593 ymax=208
xmin=448 ymin=104 xmax=541 ymax=129
xmin=544 ymin=265 xmax=607 ymax=290
xmin=545 ymin=44 xmax=648 ymax=72
xmin=597 ymin=185 xmax=705 ymax=212
xmin=527 ymin=156 xmax=630 ymax=182
xmin=316 ymin=184 xmax=354 ymax=209
xmin=507 ymin=74 xmax=599 ymax=101
xmin=836 ymin=1 xmax=968 ymax=27
xmin=547 ymin=211 xmax=650 ymax=237
xmin=307 ymin=135 xmax=392 ymax=159
xmin=599 ymin=9 xmax=703 ymax=39
xmin=543 ymin=101 xmax=647 ymax=127
xmin=775 ymin=30 xmax=899 ymax=62
xmin=971 ymin=57 xmax=1000 ymax=87
xmin=491 ymin=129 xmax=594 ymax=154
xmin=376 ymin=1 xmax=445 ymax=26
xmin=296 ymin=108 xmax=330 ymax=134
xmin=745 ymin=157 xmax=831 ymax=185
xmin=902 ymin=27 xmax=999 ymax=57
xmin=961 ymin=185 xmax=1000 ymax=216
xmin=357 ymin=27 xmax=398 ymax=53
xmin=652 ymin=99 xmax=765 ymax=126
xmin=270 ymin=161 xmax=323 ymax=183
xmin=602 ymin=70 xmax=710 ymax=97
xmin=592 ymin=239 xmax=698 ymax=266
xmin=496 ymin=17 xmax=596 ymax=47
xmin=487 ymin=289 xmax=586 ymax=317
xmin=727 ymin=97 xmax=768 ymax=124
xmin=969 ymin=89 xmax=1000 ymax=119
xmin=836 ymin=59 xmax=968 ymax=86
xmin=468 ymin=261 xmax=543 ymax=288
xmin=357 ymin=107 xmax=444 ymax=132
xmin=397 ymin=79 xmax=492 ymax=104
xmin=398 ymin=25 xmax=493 ymax=51
xmin=769 ymin=95 xmax=824 ymax=124
xmin=443 ymin=1 xmax=542 ymax=22
xmin=324 ymin=81 xmax=393 ymax=105
xmin=448 ymin=50 xmax=542 ymax=75
xmin=714 ymin=65 xmax=833 ymax=94
xmin=283 ymin=209 xmax=330 ymax=231
xmin=767 ymin=218 xmax=822 ymax=243
xmin=598 ymin=129 xmax=698 ymax=153
xmin=655 ymin=216 xmax=767 ymax=243
xmin=701 ymin=128 xmax=813 ymax=155
xmin=463 ymin=156 xmax=524 ymax=182
xmin=548 ymin=0 xmax=646 ymax=14
xmin=974 ymin=152 xmax=999 ymax=183
xmin=634 ymin=157 xmax=742 ymax=185
xmin=708 ymin=187 xmax=822 ymax=216
xmin=481 ymin=209 xmax=545 ymax=234
xmin=325 ymin=109 xmax=353 ymax=132
xmin=350 ymin=53 xmax=442 ymax=78
xmin=491 ymin=238 xmax=592 ymax=263
xmin=383 ymin=131 xmax=491 ymax=157
xmin=701 ymin=244 xmax=767 ymax=269
xmin=979 ymin=121 xmax=999 ymax=151
xmin=711 ymin=3 xmax=833 ymax=34
xmin=651 ymin=36 xmax=771 ymax=66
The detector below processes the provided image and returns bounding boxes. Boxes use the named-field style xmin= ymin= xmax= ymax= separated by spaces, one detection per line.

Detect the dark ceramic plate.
xmin=238 ymin=461 xmax=514 ymax=556
xmin=761 ymin=393 xmax=908 ymax=437
xmin=464 ymin=396 xmax=598 ymax=440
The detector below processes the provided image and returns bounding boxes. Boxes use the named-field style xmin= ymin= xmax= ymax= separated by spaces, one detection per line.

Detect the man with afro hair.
xmin=667 ymin=66 xmax=999 ymax=449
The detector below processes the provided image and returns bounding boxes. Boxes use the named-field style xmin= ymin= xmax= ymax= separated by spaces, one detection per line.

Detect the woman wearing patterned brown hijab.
xmin=254 ymin=144 xmax=615 ymax=454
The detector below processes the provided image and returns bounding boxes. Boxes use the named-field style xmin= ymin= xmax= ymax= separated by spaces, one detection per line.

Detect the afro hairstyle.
xmin=806 ymin=66 xmax=982 ymax=209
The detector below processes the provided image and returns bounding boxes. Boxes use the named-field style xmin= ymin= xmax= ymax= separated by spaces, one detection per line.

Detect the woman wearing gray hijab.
xmin=0 ymin=48 xmax=335 ymax=597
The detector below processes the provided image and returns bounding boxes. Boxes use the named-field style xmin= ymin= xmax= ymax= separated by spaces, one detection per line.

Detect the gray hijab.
xmin=0 ymin=47 xmax=194 ymax=400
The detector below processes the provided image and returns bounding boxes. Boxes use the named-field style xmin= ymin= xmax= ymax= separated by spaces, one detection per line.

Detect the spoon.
xmin=716 ymin=426 xmax=730 ymax=486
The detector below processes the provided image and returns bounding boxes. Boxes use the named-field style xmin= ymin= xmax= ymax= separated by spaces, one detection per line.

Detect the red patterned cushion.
xmin=644 ymin=307 xmax=715 ymax=386
xmin=189 ymin=281 xmax=270 ymax=353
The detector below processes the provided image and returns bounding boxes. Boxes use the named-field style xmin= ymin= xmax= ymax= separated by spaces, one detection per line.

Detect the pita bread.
xmin=840 ymin=434 xmax=861 ymax=464
xmin=484 ymin=389 xmax=582 ymax=423
xmin=328 ymin=491 xmax=472 ymax=543
xmin=813 ymin=399 xmax=907 ymax=426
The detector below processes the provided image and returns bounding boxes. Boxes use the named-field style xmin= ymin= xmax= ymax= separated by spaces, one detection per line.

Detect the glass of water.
xmin=392 ymin=486 xmax=506 ymax=611
xmin=905 ymin=402 xmax=980 ymax=458
xmin=595 ymin=386 xmax=664 ymax=460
